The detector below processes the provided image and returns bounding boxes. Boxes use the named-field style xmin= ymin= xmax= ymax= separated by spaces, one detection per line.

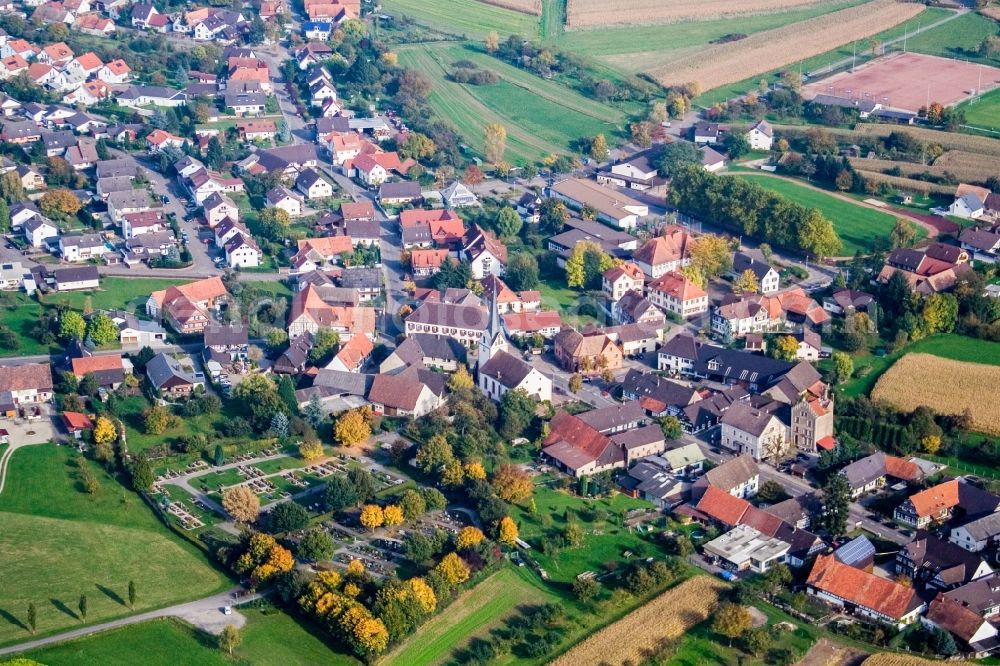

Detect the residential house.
xmin=107 ymin=190 xmax=154 ymax=223
xmin=379 ymin=333 xmax=465 ymax=374
xmin=236 ymin=119 xmax=276 ymax=142
xmin=224 ymin=90 xmax=266 ymax=117
xmin=403 ymin=301 xmax=488 ymax=349
xmin=367 ymin=368 xmax=445 ymax=418
xmin=949 ymin=193 xmax=986 ymax=220
xmin=691 ymin=453 xmax=759 ymax=500
xmin=266 ymin=186 xmax=303 ymax=218
xmin=693 ymin=122 xmax=720 ymax=144
xmin=225 ymin=233 xmax=261 ymax=268
xmin=58 ymin=233 xmax=105 ymax=262
xmin=146 ymin=276 xmax=228 ymax=334
xmin=478 ymin=349 xmax=552 ymax=403
xmin=289 ymin=236 xmax=354 ymax=274
xmin=117 ymin=85 xmax=186 ymax=108
xmin=203 ymin=324 xmax=248 ymax=360
xmin=731 ymin=250 xmax=780 ymax=294
xmin=203 ymin=192 xmax=240 ymax=228
xmin=50 ymin=265 xmax=99 ymax=291
xmin=823 ymin=288 xmax=875 ymax=316
xmin=878 ymin=242 xmax=973 ymax=295
xmin=806 ymin=554 xmax=925 ymax=628
xmin=462 ymin=225 xmax=507 ymax=280
xmin=338 ymin=267 xmax=382 ymax=302
xmin=703 ymin=525 xmax=789 ymax=573
xmin=632 ymin=226 xmax=693 ymax=279
xmin=400 ymin=209 xmax=465 ymax=250
xmin=840 ymin=452 xmax=924 ymax=498
xmin=296 ymin=168 xmax=333 ymax=200
xmin=287 ymin=284 xmax=376 ymax=340
xmin=719 ymin=400 xmax=790 ymax=461
xmin=0 ymin=363 xmax=54 ymax=407
xmin=441 ymin=180 xmax=478 ymax=208
xmin=746 ymin=119 xmax=773 ymax=151
xmin=602 ymin=262 xmax=644 ymax=302
xmin=596 ymin=151 xmax=666 ymax=192
xmin=552 ymin=327 xmax=623 ymax=373
xmin=146 ymin=353 xmax=205 ymax=396
xmin=895 ymin=479 xmax=1000 ymax=529
xmin=896 ymin=533 xmax=993 ymax=590
xmin=97 ymin=60 xmax=130 ymax=85
xmin=121 ymin=211 xmax=167 ymax=239
xmin=409 ymin=249 xmax=450 ymax=277
xmin=924 ymin=594 xmax=999 ymax=656
xmin=960 ymin=226 xmax=1000 ymax=264
xmin=24 ymin=216 xmax=58 ymax=247
xmin=378 ymin=181 xmax=422 ymax=205
xmin=111 ymin=310 xmax=167 ymax=347
xmin=951 ymin=512 xmax=1000 ymax=553
xmin=326 ymin=334 xmax=373 ymax=373
xmin=16 ymin=165 xmax=44 ymax=191
xmin=502 ymin=311 xmax=563 ymax=339
xmin=70 ymin=353 xmax=127 ymax=389
xmin=646 ymin=271 xmax=708 ymax=318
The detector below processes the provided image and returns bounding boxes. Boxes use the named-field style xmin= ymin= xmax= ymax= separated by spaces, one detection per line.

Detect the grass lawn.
xmin=734 ymin=173 xmax=914 ymax=255
xmin=115 ymin=395 xmax=237 ymax=455
xmin=536 ymin=279 xmax=600 ymax=328
xmin=22 ymin=609 xmax=361 ymax=665
xmin=396 ymin=42 xmax=623 ymax=162
xmin=961 ymin=86 xmax=1000 ymax=132
xmin=0 ymin=291 xmax=52 ymax=357
xmin=905 ymin=11 xmax=1000 ymax=67
xmin=40 ymin=277 xmax=189 ymax=313
xmin=382 ymin=567 xmax=553 ymax=666
xmin=0 ymin=445 xmax=229 ymax=646
xmin=381 ymin=0 xmax=541 ymax=39
xmin=508 ymin=481 xmax=656 ymax=584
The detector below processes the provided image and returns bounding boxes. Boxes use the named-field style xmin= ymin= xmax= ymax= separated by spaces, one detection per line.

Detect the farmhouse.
xmin=478 ymin=349 xmax=552 ymax=403
xmin=840 ymin=451 xmax=923 ymax=498
xmin=807 ymin=554 xmax=924 ymax=628
xmin=894 ymin=479 xmax=1000 ymax=529
xmin=146 ymin=353 xmax=205 ymax=396
xmin=0 ymin=363 xmax=54 ymax=408
xmin=646 ymin=271 xmax=708 ymax=318
xmin=878 ymin=242 xmax=973 ymax=295
xmin=951 ymin=512 xmax=1000 ymax=553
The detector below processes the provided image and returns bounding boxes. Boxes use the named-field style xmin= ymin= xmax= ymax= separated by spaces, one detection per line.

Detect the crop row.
xmin=477 ymin=0 xmax=540 ymax=15
xmin=565 ymin=0 xmax=824 ymax=27
xmin=848 ymin=154 xmax=999 ymax=184
xmin=647 ymin=0 xmax=923 ymax=91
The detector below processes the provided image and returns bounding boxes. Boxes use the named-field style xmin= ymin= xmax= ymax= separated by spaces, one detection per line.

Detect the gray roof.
xmin=958 ymin=512 xmax=1000 ymax=541
xmin=478 ymin=349 xmax=533 ymax=389
xmin=392 ymin=333 xmax=466 ymax=366
xmin=703 ymin=454 xmax=759 ymax=492
xmin=620 ymin=368 xmax=699 ymax=408
xmin=145 ymin=353 xmax=198 ymax=389
xmin=339 ymin=266 xmax=382 ymax=290
xmin=834 ymin=535 xmax=875 ymax=567
xmin=378 ymin=181 xmax=421 ymax=199
xmin=52 ymin=265 xmax=99 ymax=284
xmin=720 ymin=400 xmax=785 ymax=437
xmin=610 ymin=424 xmax=664 ymax=450
xmin=96 ymin=158 xmax=139 ymax=179
xmin=733 ymin=250 xmax=775 ymax=281
xmin=311 ymin=368 xmax=373 ymax=396
xmin=406 ymin=301 xmax=488 ymax=331
xmin=840 ymin=452 xmax=889 ymax=489
xmin=577 ymin=400 xmax=646 ymax=433
xmin=203 ymin=324 xmax=248 ymax=347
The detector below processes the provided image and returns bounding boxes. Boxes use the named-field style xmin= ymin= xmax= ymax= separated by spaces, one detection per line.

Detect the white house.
xmin=266 ymin=187 xmax=303 ymax=217
xmin=719 ymin=401 xmax=790 ymax=462
xmin=746 ymin=119 xmax=773 ymax=151
xmin=24 ymin=216 xmax=58 ymax=247
xmin=225 ymin=233 xmax=261 ymax=268
xmin=478 ymin=349 xmax=552 ymax=403
xmin=949 ymin=193 xmax=986 ymax=220
xmin=59 ymin=233 xmax=105 ymax=262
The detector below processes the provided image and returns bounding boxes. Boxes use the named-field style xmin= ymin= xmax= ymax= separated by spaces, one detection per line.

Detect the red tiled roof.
xmin=807 ymin=554 xmax=918 ymax=620
xmin=71 ymin=354 xmax=124 ymax=377
xmin=695 ymin=485 xmax=750 ymax=526
xmin=909 ymin=479 xmax=960 ymax=519
xmin=62 ymin=411 xmax=93 ymax=431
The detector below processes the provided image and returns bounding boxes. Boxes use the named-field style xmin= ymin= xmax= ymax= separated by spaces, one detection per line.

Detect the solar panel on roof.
xmin=834 ymin=535 xmax=875 ymax=566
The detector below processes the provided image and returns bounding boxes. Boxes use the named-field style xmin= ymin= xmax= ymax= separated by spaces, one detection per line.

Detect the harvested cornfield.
xmin=647 ymin=0 xmax=922 ymax=90
xmin=855 ymin=170 xmax=956 ymax=195
xmin=862 ymin=655 xmax=971 ymax=666
xmin=566 ymin=0 xmax=824 ymax=27
xmin=850 ymin=123 xmax=1000 ymax=157
xmin=980 ymin=5 xmax=1000 ymax=21
xmin=848 ymin=154 xmax=999 ymax=185
xmin=933 ymin=150 xmax=1000 ymax=182
xmin=549 ymin=576 xmax=726 ymax=666
xmin=871 ymin=354 xmax=1000 ymax=435
xmin=479 ymin=0 xmax=540 ymax=14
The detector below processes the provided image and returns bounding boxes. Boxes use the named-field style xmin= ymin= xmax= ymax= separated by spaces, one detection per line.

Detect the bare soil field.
xmin=797 ymin=639 xmax=869 ymax=666
xmin=980 ymin=5 xmax=1000 ymax=20
xmin=566 ymin=0 xmax=825 ymax=27
xmin=647 ymin=0 xmax=923 ymax=91
xmin=479 ymin=0 xmax=540 ymax=15
xmin=871 ymin=353 xmax=1000 ymax=435
xmin=803 ymin=52 xmax=1000 ymax=113
xmin=550 ymin=576 xmax=726 ymax=666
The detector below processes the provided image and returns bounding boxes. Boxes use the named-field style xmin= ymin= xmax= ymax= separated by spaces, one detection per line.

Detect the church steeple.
xmin=478 ymin=278 xmax=508 ymax=369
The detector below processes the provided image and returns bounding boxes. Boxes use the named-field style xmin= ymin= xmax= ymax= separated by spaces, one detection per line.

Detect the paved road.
xmin=526 ymin=352 xmax=616 ymax=408
xmin=0 ymin=588 xmax=258 ymax=657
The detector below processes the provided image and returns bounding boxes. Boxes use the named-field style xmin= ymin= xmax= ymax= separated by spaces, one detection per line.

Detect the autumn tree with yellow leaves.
xmin=498 ymin=516 xmax=519 ymax=545
xmin=232 ymin=532 xmax=293 ymax=588
xmin=383 ymin=505 xmax=404 ymax=527
xmin=335 ymin=409 xmax=371 ymax=447
xmin=455 ymin=526 xmax=485 ymax=550
xmin=222 ymin=485 xmax=260 ymax=524
xmin=492 ymin=464 xmax=533 ymax=503
xmin=360 ymin=504 xmax=384 ymax=532
xmin=435 ymin=552 xmax=470 ymax=587
xmin=92 ymin=416 xmax=117 ymax=446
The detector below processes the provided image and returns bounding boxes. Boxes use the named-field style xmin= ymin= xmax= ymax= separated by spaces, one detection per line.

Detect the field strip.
xmin=566 ymin=0 xmax=828 ymax=28
xmin=648 ymin=0 xmax=924 ymax=91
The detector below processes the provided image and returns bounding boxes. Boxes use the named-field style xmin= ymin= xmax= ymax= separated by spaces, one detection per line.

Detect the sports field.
xmin=0 ymin=445 xmax=229 ymax=646
xmin=734 ymin=173 xmax=914 ymax=255
xmin=962 ymin=87 xmax=1000 ymax=132
xmin=381 ymin=567 xmax=553 ymax=665
xmin=396 ymin=43 xmax=624 ymax=162
xmin=804 ymin=53 xmax=1000 ymax=114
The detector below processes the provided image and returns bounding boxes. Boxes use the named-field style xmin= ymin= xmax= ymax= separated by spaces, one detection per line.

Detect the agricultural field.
xmin=647 ymin=0 xmax=924 ymax=90
xmin=0 ymin=445 xmax=229 ymax=646
xmin=734 ymin=173 xmax=914 ymax=255
xmin=550 ymin=576 xmax=727 ymax=666
xmin=381 ymin=0 xmax=541 ymax=38
xmin=849 ymin=152 xmax=1000 ymax=187
xmin=961 ymin=87 xmax=1000 ymax=133
xmin=481 ymin=0 xmax=540 ymax=14
xmin=382 ymin=568 xmax=553 ymax=666
xmin=395 ymin=43 xmax=625 ymax=162
xmin=564 ymin=0 xmax=826 ymax=28
xmin=22 ymin=610 xmax=360 ymax=665
xmin=872 ymin=353 xmax=1000 ymax=434
xmin=862 ymin=655 xmax=971 ymax=666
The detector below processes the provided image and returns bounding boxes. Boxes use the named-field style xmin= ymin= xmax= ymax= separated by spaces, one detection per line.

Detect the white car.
xmin=222 ymin=606 xmax=232 ymax=615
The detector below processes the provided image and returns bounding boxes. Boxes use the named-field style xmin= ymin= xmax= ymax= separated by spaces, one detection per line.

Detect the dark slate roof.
xmin=203 ymin=324 xmax=248 ymax=347
xmin=621 ymin=368 xmax=699 ymax=408
xmin=339 ymin=266 xmax=382 ymax=290
xmin=478 ymin=349 xmax=533 ymax=389
xmin=392 ymin=333 xmax=466 ymax=366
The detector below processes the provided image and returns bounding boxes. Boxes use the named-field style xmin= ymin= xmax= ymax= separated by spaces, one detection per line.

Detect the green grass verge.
xmin=733 ymin=173 xmax=914 ymax=256
xmin=383 ymin=567 xmax=553 ymax=666
xmin=396 ymin=42 xmax=623 ymax=162
xmin=904 ymin=11 xmax=1000 ymax=67
xmin=21 ymin=609 xmax=361 ymax=665
xmin=381 ymin=0 xmax=541 ymax=39
xmin=39 ymin=277 xmax=189 ymax=313
xmin=0 ymin=445 xmax=229 ymax=646
xmin=535 ymin=279 xmax=600 ymax=328
xmin=0 ymin=291 xmax=51 ymax=357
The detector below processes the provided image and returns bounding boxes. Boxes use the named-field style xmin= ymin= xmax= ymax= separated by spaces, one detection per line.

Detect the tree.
xmin=435 ymin=552 xmax=470 ymax=586
xmin=448 ymin=365 xmax=475 ymax=393
xmin=298 ymin=529 xmax=335 ymax=562
xmin=630 ymin=121 xmax=654 ymax=149
xmin=0 ymin=170 xmax=25 ymax=203
xmin=797 ymin=209 xmax=842 ymax=259
xmin=325 ymin=475 xmax=359 ymax=512
xmin=734 ymin=268 xmax=759 ymax=294
xmin=383 ymin=505 xmax=405 ymax=528
xmin=219 ymin=624 xmax=242 ymax=656
xmin=819 ymin=473 xmax=851 ymax=538
xmin=455 ymin=526 xmax=485 ymax=550
xmin=360 ymin=504 xmax=384 ymax=532
xmin=658 ymin=416 xmax=682 ymax=440
xmin=263 ymin=502 xmax=310 ymax=533
xmin=712 ymin=602 xmax=751 ymax=646
xmin=206 ymin=136 xmax=225 ymax=170
xmin=832 ymin=351 xmax=853 ymax=385
xmin=415 ymin=435 xmax=454 ymax=474
xmin=980 ymin=35 xmax=1000 ymax=58
xmin=400 ymin=489 xmax=426 ymax=521
xmin=0 ymin=199 xmax=9 ymax=234
xmin=222 ymin=485 xmax=261 ymax=524
xmin=723 ymin=132 xmax=750 ymax=159
xmin=92 ymin=416 xmax=117 ymax=447
xmin=921 ymin=434 xmax=941 ymax=455
xmin=589 ymin=134 xmax=609 ymax=161
xmin=59 ymin=311 xmax=86 ymax=341
xmin=742 ymin=627 xmax=772 ymax=657
xmin=922 ymin=293 xmax=958 ymax=336
xmin=485 ymin=30 xmax=499 ymax=53
xmin=539 ymin=198 xmax=568 ymax=235
xmin=463 ymin=164 xmax=484 ymax=187
xmin=399 ymin=132 xmax=436 ymax=160
xmin=86 ymin=313 xmax=119 ymax=346
xmin=130 ymin=454 xmax=154 ymax=492
xmin=299 ymin=439 xmax=324 ymax=461
xmin=889 ymin=218 xmax=916 ymax=248
xmin=128 ymin=580 xmax=136 ymax=610
xmin=441 ymin=459 xmax=465 ymax=487
xmin=499 ymin=388 xmax=536 ymax=440
xmin=504 ymin=253 xmax=539 ymax=291
xmin=78 ymin=594 xmax=87 ymax=621
xmin=349 ymin=468 xmax=376 ymax=503
xmin=565 ymin=240 xmax=614 ymax=289
xmin=572 ymin=576 xmax=599 ymax=603
xmin=493 ymin=206 xmax=522 ymax=239
xmin=492 ymin=464 xmax=533 ymax=503
xmin=771 ymin=335 xmax=799 ymax=362
xmin=654 ymin=141 xmax=701 ymax=177
xmin=569 ymin=374 xmax=583 ymax=393
xmin=483 ymin=123 xmax=507 ymax=163
xmin=39 ymin=189 xmax=81 ymax=219
xmin=309 ymin=329 xmax=340 ymax=364
xmin=335 ymin=409 xmax=371 ymax=446
xmin=690 ymin=234 xmax=732 ymax=279
xmin=497 ymin=516 xmax=518 ymax=545
xmin=757 ymin=480 xmax=788 ymax=504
